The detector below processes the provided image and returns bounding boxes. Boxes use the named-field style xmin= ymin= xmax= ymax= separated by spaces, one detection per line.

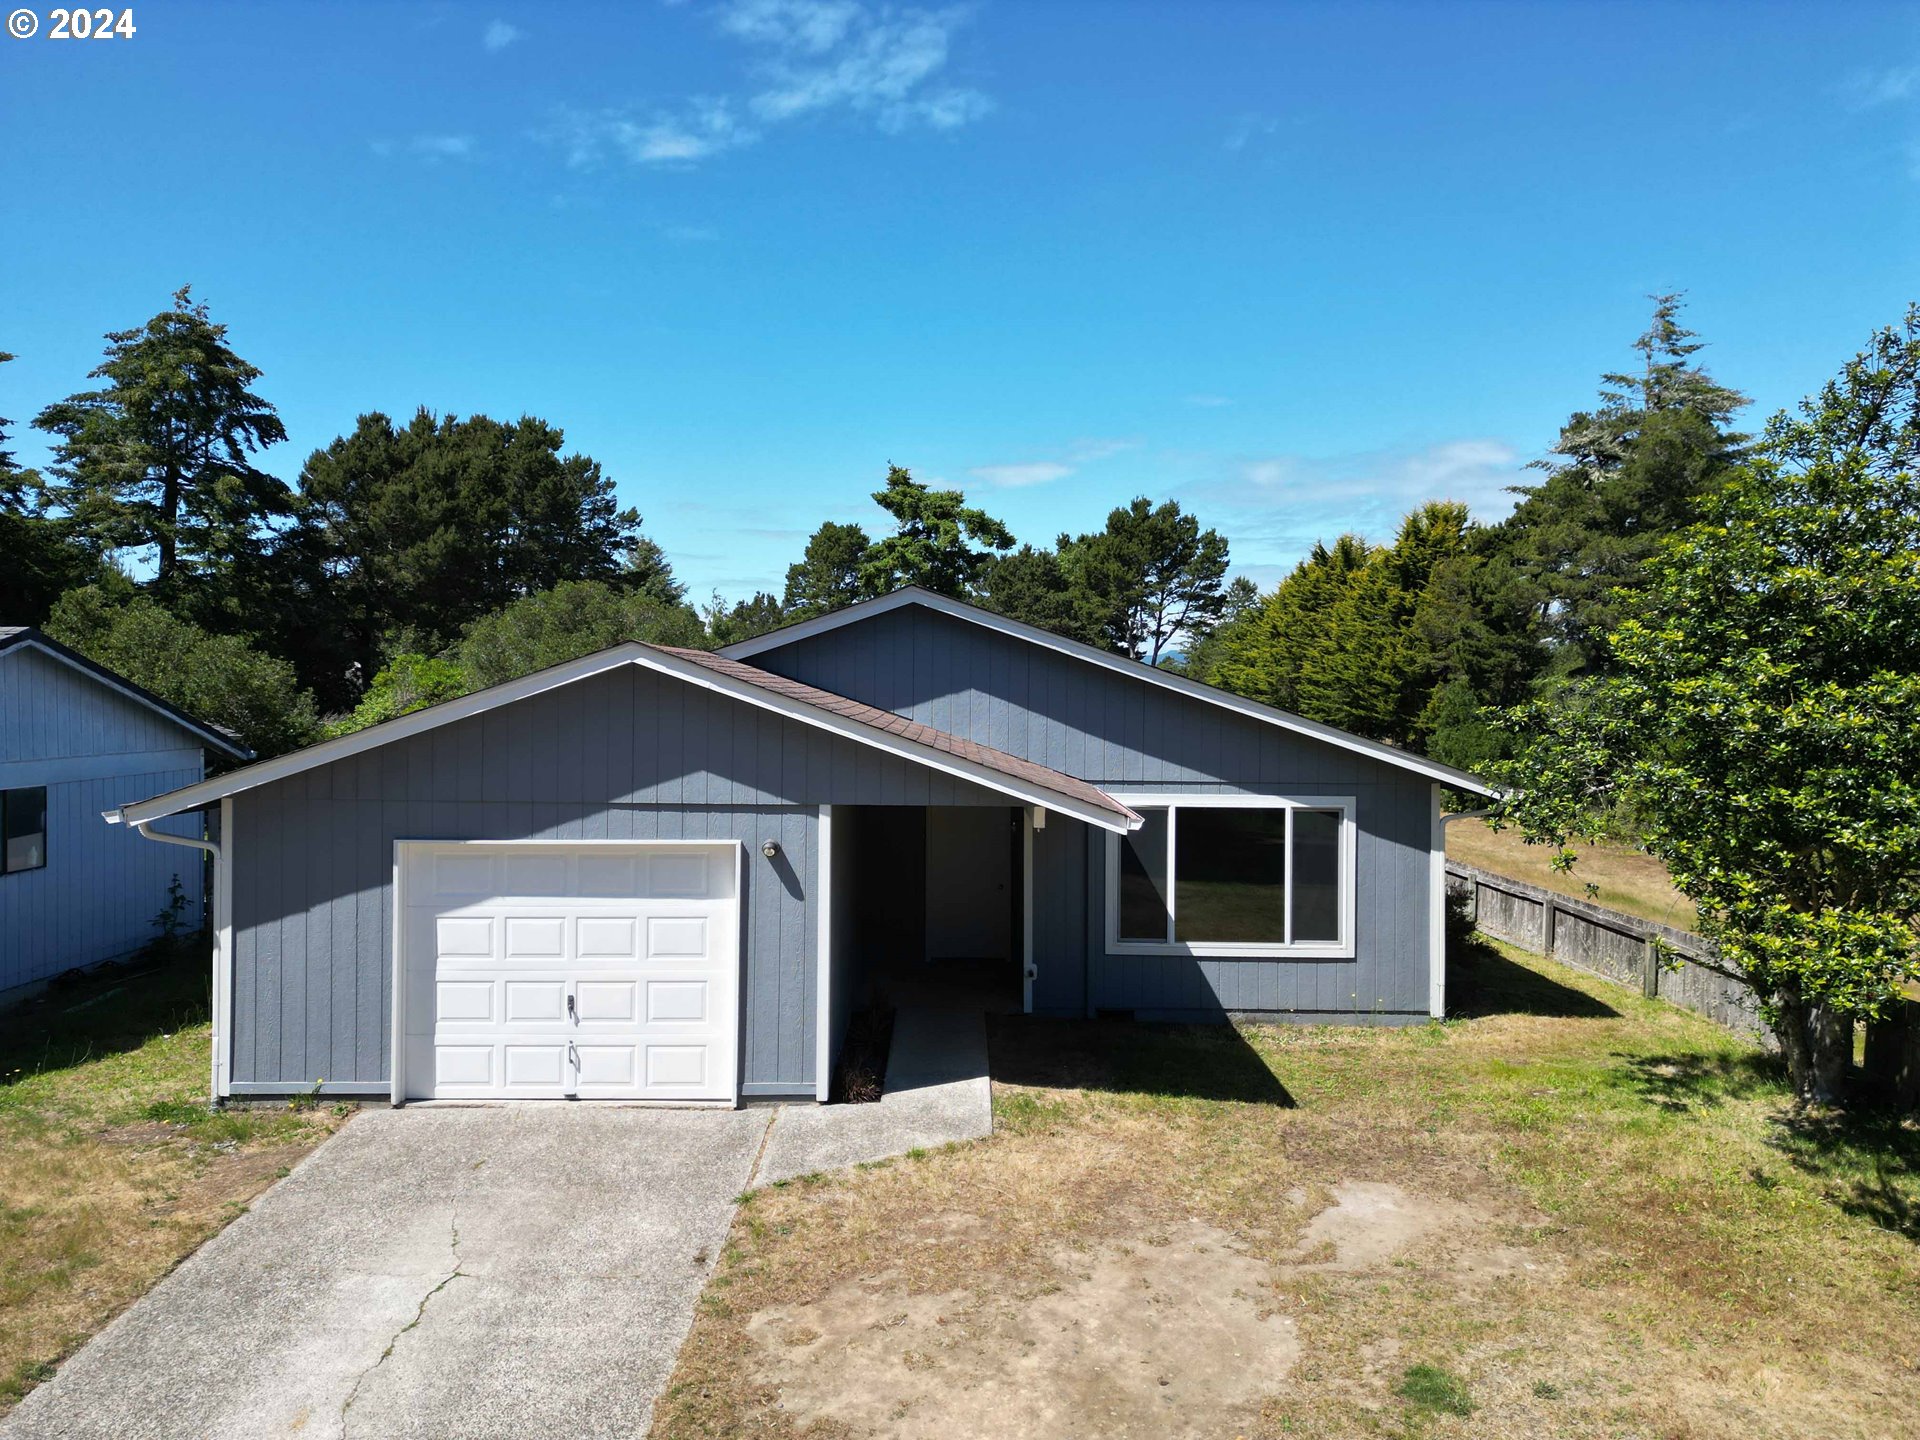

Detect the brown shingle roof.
xmin=652 ymin=645 xmax=1139 ymax=827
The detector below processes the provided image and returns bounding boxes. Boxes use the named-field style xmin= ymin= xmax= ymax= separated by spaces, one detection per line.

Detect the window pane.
xmin=3 ymin=787 xmax=47 ymax=873
xmin=1174 ymin=807 xmax=1287 ymax=943
xmin=1117 ymin=808 xmax=1170 ymax=941
xmin=1291 ymin=809 xmax=1341 ymax=942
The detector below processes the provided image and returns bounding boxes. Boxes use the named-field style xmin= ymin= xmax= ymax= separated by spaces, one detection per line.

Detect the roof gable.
xmin=0 ymin=628 xmax=251 ymax=761
xmin=109 ymin=642 xmax=1138 ymax=833
xmin=720 ymin=588 xmax=1495 ymax=795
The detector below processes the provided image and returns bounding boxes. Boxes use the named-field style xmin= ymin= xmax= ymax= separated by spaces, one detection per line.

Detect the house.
xmin=1 ymin=626 xmax=251 ymax=1004
xmin=105 ymin=588 xmax=1493 ymax=1104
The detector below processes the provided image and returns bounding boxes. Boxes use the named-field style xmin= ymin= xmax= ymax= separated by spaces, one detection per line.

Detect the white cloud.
xmin=483 ymin=19 xmax=523 ymax=51
xmin=372 ymin=133 xmax=475 ymax=160
xmin=971 ymin=461 xmax=1074 ymax=488
xmin=1200 ymin=438 xmax=1527 ymax=568
xmin=1843 ymin=63 xmax=1920 ymax=109
xmin=970 ymin=437 xmax=1139 ymax=488
xmin=548 ymin=99 xmax=753 ymax=167
xmin=548 ymin=0 xmax=989 ymax=170
xmin=1225 ymin=112 xmax=1280 ymax=152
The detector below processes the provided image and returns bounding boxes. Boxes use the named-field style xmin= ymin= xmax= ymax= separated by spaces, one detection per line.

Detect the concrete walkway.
xmin=1 ymin=1002 xmax=994 ymax=1440
xmin=757 ymin=998 xmax=995 ymax=1184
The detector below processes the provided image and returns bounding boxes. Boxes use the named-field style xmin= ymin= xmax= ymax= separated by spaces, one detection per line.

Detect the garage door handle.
xmin=567 ymin=994 xmax=577 ymax=1021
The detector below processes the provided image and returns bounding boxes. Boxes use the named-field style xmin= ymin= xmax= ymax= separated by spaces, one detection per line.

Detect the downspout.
xmin=108 ymin=808 xmax=228 ymax=1099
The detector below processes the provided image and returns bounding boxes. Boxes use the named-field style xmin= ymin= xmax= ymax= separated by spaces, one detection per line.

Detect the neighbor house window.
xmin=1106 ymin=796 xmax=1353 ymax=956
xmin=2 ymin=787 xmax=47 ymax=874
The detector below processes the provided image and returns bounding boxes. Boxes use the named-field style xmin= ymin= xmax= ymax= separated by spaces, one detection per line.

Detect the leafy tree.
xmin=703 ymin=591 xmax=787 ymax=647
xmin=782 ymin=520 xmax=873 ymax=617
xmin=32 ymin=287 xmax=290 ymax=589
xmin=44 ymin=584 xmax=319 ymax=759
xmin=1494 ymin=293 xmax=1747 ymax=672
xmin=1059 ymin=498 xmax=1232 ymax=664
xmin=456 ymin=579 xmax=705 ymax=689
xmin=1493 ymin=309 xmax=1920 ymax=1104
xmin=859 ymin=465 xmax=1013 ymax=598
xmin=1 ymin=350 xmax=103 ymax=623
xmin=289 ymin=409 xmax=649 ymax=687
xmin=324 ymin=654 xmax=472 ymax=737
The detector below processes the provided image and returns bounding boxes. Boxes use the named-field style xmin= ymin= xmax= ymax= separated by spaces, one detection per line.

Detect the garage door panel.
xmin=646 ymin=979 xmax=707 ymax=1023
xmin=646 ymin=916 xmax=708 ymax=958
xmin=504 ymin=980 xmax=566 ymax=1022
xmin=648 ymin=853 xmax=710 ymax=897
xmin=646 ymin=1045 xmax=708 ymax=1088
xmin=577 ymin=916 xmax=639 ymax=959
xmin=574 ymin=980 xmax=637 ymax=1022
xmin=504 ymin=1045 xmax=567 ymax=1088
xmin=436 ymin=915 xmax=494 ymax=958
xmin=435 ymin=1046 xmax=494 ymax=1087
xmin=404 ymin=843 xmax=739 ymax=1101
xmin=435 ymin=981 xmax=494 ymax=1023
xmin=503 ymin=915 xmax=567 ymax=959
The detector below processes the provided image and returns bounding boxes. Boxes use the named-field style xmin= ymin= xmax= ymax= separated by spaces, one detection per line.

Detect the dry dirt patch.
xmin=736 ymin=1182 xmax=1545 ymax=1439
xmin=746 ymin=1218 xmax=1298 ymax=1440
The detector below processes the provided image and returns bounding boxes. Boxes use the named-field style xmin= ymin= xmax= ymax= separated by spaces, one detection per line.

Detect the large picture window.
xmin=2 ymin=787 xmax=47 ymax=875
xmin=1105 ymin=795 xmax=1354 ymax=956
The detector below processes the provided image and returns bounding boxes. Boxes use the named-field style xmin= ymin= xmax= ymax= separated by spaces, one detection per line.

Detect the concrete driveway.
xmin=1 ymin=1106 xmax=773 ymax=1440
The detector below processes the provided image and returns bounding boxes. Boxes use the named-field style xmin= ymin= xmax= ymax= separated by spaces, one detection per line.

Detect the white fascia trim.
xmin=110 ymin=642 xmax=1135 ymax=836
xmin=816 ymin=804 xmax=833 ymax=1102
xmin=721 ymin=588 xmax=1497 ymax=796
xmin=1429 ymin=782 xmax=1446 ymax=1019
xmin=10 ymin=637 xmax=249 ymax=759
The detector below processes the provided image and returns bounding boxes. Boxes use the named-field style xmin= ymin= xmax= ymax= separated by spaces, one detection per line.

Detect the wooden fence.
xmin=1448 ymin=861 xmax=1920 ymax=1106
xmin=1445 ymin=861 xmax=1766 ymax=1038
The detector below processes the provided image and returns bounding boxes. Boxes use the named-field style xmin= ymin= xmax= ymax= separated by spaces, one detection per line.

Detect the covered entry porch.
xmin=817 ymin=803 xmax=1043 ymax=1099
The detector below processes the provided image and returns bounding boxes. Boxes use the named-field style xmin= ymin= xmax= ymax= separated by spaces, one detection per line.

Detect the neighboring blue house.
xmin=0 ymin=627 xmax=250 ymax=1003
xmin=107 ymin=588 xmax=1492 ymax=1104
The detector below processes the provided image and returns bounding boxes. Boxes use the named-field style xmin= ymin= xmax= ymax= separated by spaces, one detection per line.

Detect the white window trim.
xmin=1103 ymin=793 xmax=1357 ymax=960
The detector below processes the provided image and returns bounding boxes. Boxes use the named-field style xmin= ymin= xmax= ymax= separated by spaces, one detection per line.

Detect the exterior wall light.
xmin=761 ymin=839 xmax=781 ymax=859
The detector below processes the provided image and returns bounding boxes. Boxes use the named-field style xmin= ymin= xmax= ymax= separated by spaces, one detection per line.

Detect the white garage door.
xmin=400 ymin=842 xmax=740 ymax=1102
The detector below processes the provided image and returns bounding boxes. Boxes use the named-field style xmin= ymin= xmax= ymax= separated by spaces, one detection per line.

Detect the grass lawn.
xmin=653 ymin=941 xmax=1919 ymax=1440
xmin=1448 ymin=818 xmax=1699 ymax=932
xmin=0 ymin=949 xmax=346 ymax=1415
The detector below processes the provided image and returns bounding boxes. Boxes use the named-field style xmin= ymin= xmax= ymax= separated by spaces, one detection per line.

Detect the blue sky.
xmin=3 ymin=1 xmax=1917 ymax=603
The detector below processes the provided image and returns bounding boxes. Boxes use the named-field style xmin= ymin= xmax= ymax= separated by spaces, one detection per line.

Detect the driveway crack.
xmin=339 ymin=1215 xmax=464 ymax=1438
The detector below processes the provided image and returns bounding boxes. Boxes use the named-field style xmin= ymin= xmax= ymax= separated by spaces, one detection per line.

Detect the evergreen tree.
xmin=32 ymin=287 xmax=290 ymax=591
xmin=1058 ymin=498 xmax=1232 ymax=664
xmin=1 ymin=350 xmax=103 ymax=623
xmin=1494 ymin=293 xmax=1747 ymax=671
xmin=704 ymin=591 xmax=787 ymax=646
xmin=289 ymin=409 xmax=649 ymax=690
xmin=782 ymin=520 xmax=873 ymax=617
xmin=859 ymin=465 xmax=1013 ymax=597
xmin=978 ymin=544 xmax=1092 ymax=640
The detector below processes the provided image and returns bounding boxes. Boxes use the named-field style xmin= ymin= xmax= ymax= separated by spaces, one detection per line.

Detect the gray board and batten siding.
xmin=743 ymin=602 xmax=1441 ymax=1022
xmin=0 ymin=640 xmax=209 ymax=995
xmin=226 ymin=661 xmax=1021 ymax=1096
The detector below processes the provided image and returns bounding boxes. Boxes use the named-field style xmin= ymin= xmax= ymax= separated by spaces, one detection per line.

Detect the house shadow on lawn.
xmin=988 ymin=1014 xmax=1296 ymax=1107
xmin=1446 ymin=938 xmax=1620 ymax=1021
xmin=0 ymin=940 xmax=210 ymax=1086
